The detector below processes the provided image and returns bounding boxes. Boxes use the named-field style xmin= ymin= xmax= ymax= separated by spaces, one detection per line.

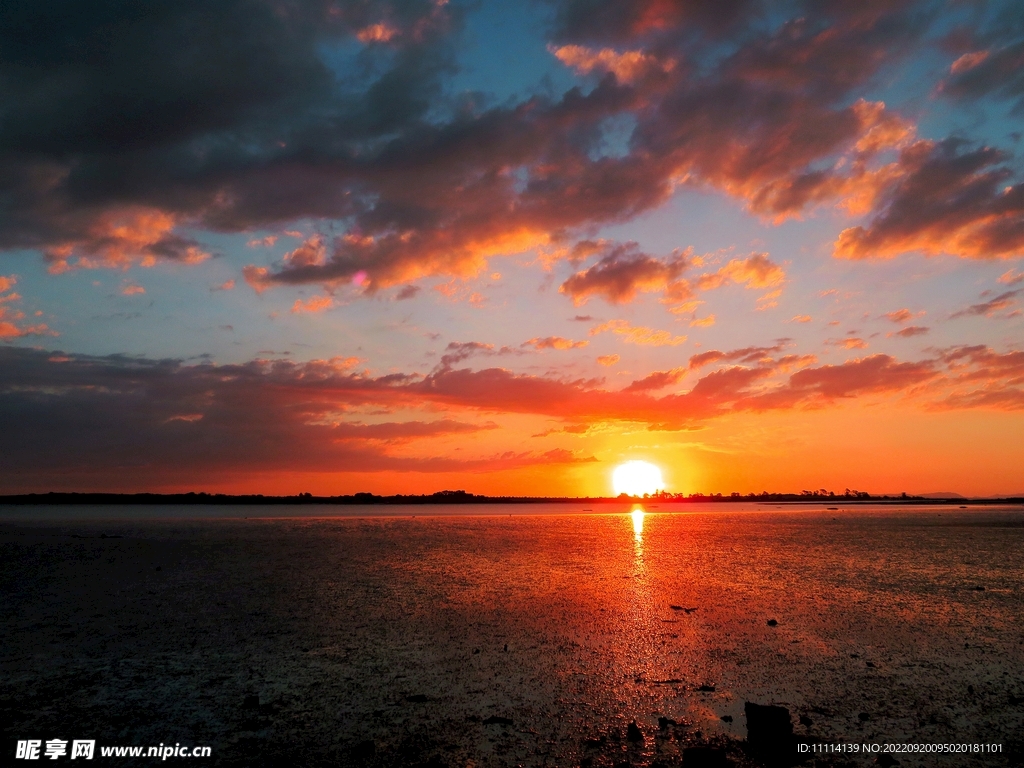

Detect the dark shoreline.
xmin=2 ymin=490 xmax=1021 ymax=506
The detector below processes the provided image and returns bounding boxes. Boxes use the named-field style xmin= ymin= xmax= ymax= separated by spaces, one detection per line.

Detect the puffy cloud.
xmin=550 ymin=44 xmax=675 ymax=84
xmin=120 ymin=283 xmax=146 ymax=296
xmin=522 ymin=336 xmax=589 ymax=350
xmin=834 ymin=139 xmax=1024 ymax=260
xmin=0 ymin=0 xmax=974 ymax=290
xmin=596 ymin=354 xmax=620 ymax=366
xmin=778 ymin=354 xmax=937 ymax=400
xmin=560 ymin=242 xmax=690 ymax=305
xmin=696 ymin=253 xmax=784 ymax=290
xmin=0 ymin=307 xmax=56 ymax=338
xmin=883 ymin=308 xmax=914 ymax=323
xmin=291 ymin=295 xmax=334 ymax=314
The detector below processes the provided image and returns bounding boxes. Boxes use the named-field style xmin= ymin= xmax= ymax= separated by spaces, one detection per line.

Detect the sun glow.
xmin=612 ymin=460 xmax=664 ymax=497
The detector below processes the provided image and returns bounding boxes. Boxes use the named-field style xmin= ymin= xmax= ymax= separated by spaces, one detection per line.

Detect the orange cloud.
xmin=0 ymin=307 xmax=56 ymax=338
xmin=291 ymin=295 xmax=334 ymax=314
xmin=559 ymin=243 xmax=690 ymax=305
xmin=697 ymin=253 xmax=784 ymax=291
xmin=791 ymin=315 xmax=812 ymax=323
xmin=834 ymin=140 xmax=1024 ymax=261
xmin=522 ymin=336 xmax=589 ymax=350
xmin=356 ymin=22 xmax=399 ymax=44
xmin=589 ymin=319 xmax=687 ymax=346
xmin=828 ymin=337 xmax=868 ymax=350
xmin=120 ymin=283 xmax=145 ymax=296
xmin=597 ymin=354 xmax=620 ymax=366
xmin=44 ymin=207 xmax=209 ymax=273
xmin=550 ymin=44 xmax=675 ymax=84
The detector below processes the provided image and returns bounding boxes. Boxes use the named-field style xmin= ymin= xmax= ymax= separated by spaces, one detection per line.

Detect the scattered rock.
xmin=503 ymin=643 xmax=508 ymax=652
xmin=850 ymin=653 xmax=860 ymax=659
xmin=697 ymin=684 xmax=716 ymax=692
xmin=405 ymin=694 xmax=430 ymax=703
xmin=582 ymin=736 xmax=605 ymax=749
xmin=858 ymin=712 xmax=870 ymax=722
xmin=973 ymin=585 xmax=985 ymax=591
xmin=875 ymin=754 xmax=900 ymax=767
xmin=682 ymin=746 xmax=728 ymax=767
xmin=472 ymin=648 xmax=480 ymax=654
xmin=482 ymin=715 xmax=513 ymax=725
xmin=745 ymin=701 xmax=795 ymax=767
xmin=670 ymin=604 xmax=684 ymax=610
xmin=720 ymin=715 xmax=733 ymax=723
xmin=799 ymin=715 xmax=813 ymax=727
xmin=767 ymin=619 xmax=778 ymax=627
xmin=242 ymin=694 xmax=260 ymax=710
xmin=626 ymin=720 xmax=644 ymax=743
xmin=1008 ymin=693 xmax=1024 ymax=706
xmin=967 ymin=685 xmax=974 ymax=695
xmin=658 ymin=716 xmax=676 ymax=729
xmin=866 ymin=661 xmax=876 ymax=668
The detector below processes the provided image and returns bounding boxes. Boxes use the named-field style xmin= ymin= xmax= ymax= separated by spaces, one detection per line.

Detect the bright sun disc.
xmin=612 ymin=460 xmax=663 ymax=496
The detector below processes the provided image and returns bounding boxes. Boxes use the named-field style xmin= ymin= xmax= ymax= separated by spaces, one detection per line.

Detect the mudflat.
xmin=3 ymin=504 xmax=1023 ymax=766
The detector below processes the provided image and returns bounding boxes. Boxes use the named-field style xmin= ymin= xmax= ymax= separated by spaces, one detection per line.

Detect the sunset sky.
xmin=2 ymin=0 xmax=1023 ymax=496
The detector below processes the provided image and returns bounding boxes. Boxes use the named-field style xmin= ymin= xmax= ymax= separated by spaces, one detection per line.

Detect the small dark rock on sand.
xmin=745 ymin=702 xmax=796 ymax=767
xmin=242 ymin=694 xmax=260 ymax=710
xmin=405 ymin=694 xmax=430 ymax=703
xmin=721 ymin=715 xmax=733 ymax=723
xmin=799 ymin=715 xmax=812 ymax=727
xmin=626 ymin=720 xmax=644 ymax=742
xmin=859 ymin=712 xmax=870 ymax=722
xmin=767 ymin=619 xmax=778 ymax=627
xmin=697 ymin=684 xmax=716 ymax=692
xmin=658 ymin=716 xmax=677 ymax=729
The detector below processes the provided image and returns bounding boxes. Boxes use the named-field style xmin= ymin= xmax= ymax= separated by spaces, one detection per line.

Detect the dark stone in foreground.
xmin=745 ymin=702 xmax=797 ymax=766
xmin=767 ymin=619 xmax=778 ymax=627
xmin=482 ymin=715 xmax=513 ymax=725
xmin=405 ymin=694 xmax=430 ymax=703
xmin=626 ymin=720 xmax=644 ymax=742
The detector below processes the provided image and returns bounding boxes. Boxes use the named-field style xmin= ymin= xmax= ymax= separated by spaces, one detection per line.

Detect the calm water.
xmin=2 ymin=503 xmax=1023 ymax=766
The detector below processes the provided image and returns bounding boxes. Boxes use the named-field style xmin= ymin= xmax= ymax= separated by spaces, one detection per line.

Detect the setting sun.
xmin=612 ymin=460 xmax=664 ymax=497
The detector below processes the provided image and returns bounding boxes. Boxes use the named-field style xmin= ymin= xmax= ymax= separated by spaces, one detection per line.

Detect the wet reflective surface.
xmin=3 ymin=504 xmax=1024 ymax=766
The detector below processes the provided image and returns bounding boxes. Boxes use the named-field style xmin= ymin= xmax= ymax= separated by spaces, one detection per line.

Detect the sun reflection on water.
xmin=631 ymin=505 xmax=645 ymax=548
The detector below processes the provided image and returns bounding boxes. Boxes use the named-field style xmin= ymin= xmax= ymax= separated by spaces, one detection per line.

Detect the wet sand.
xmin=2 ymin=504 xmax=1023 ymax=766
